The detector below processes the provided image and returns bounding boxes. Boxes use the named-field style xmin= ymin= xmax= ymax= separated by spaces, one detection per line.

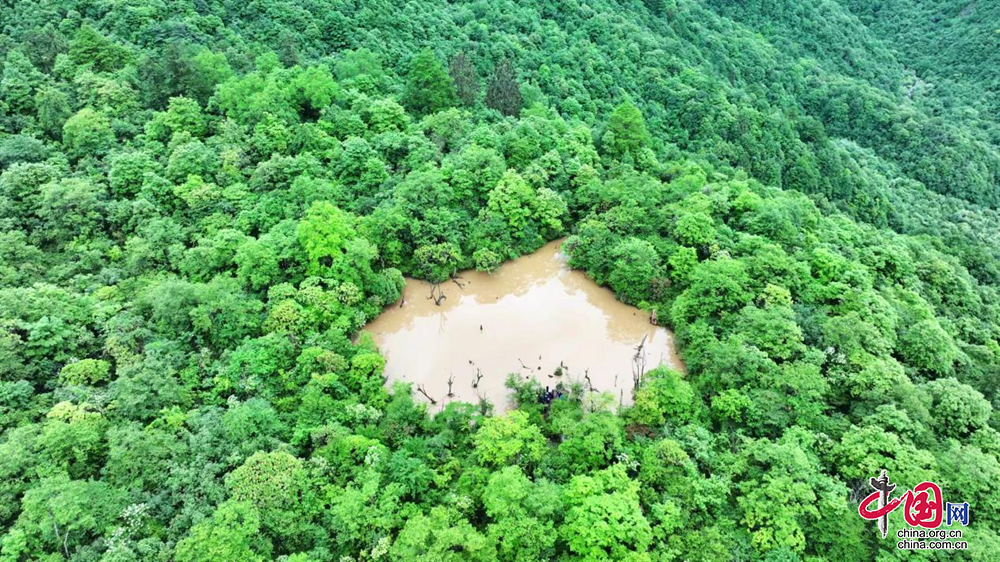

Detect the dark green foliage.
xmin=449 ymin=51 xmax=479 ymax=107
xmin=601 ymin=100 xmax=651 ymax=161
xmin=485 ymin=58 xmax=522 ymax=117
xmin=403 ymin=49 xmax=457 ymax=117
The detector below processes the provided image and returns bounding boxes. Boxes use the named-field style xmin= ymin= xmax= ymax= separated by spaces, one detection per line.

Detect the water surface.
xmin=364 ymin=240 xmax=684 ymax=411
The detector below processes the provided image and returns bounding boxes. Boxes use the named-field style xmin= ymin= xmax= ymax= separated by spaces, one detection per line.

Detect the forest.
xmin=0 ymin=0 xmax=999 ymax=560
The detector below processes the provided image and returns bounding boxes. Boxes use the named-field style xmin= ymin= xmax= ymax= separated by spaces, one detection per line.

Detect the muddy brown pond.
xmin=364 ymin=239 xmax=685 ymax=411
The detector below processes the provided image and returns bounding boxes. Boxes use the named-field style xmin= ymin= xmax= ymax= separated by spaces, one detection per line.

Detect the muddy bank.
xmin=364 ymin=239 xmax=684 ymax=411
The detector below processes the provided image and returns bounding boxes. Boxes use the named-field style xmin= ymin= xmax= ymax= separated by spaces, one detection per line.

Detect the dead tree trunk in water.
xmin=632 ymin=334 xmax=648 ymax=396
xmin=650 ymin=308 xmax=657 ymax=325
xmin=416 ymin=385 xmax=437 ymax=405
xmin=584 ymin=369 xmax=595 ymax=392
xmin=469 ymin=361 xmax=485 ymax=389
xmin=428 ymin=284 xmax=446 ymax=306
xmin=447 ymin=373 xmax=455 ymax=397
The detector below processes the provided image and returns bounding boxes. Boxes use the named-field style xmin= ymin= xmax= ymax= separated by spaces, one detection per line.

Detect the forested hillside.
xmin=1 ymin=0 xmax=998 ymax=560
xmin=842 ymin=0 xmax=1000 ymax=127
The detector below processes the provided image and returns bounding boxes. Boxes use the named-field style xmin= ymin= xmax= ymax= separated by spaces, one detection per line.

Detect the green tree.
xmin=560 ymin=464 xmax=652 ymax=561
xmin=404 ymin=49 xmax=457 ymax=116
xmin=226 ymin=451 xmax=313 ymax=549
xmin=59 ymin=359 xmax=111 ymax=386
xmin=608 ymin=238 xmax=662 ymax=304
xmin=601 ymin=100 xmax=650 ymax=160
xmin=68 ymin=24 xmax=129 ymax=72
xmin=485 ymin=58 xmax=522 ymax=117
xmin=62 ymin=108 xmax=114 ymax=160
xmin=450 ymin=52 xmax=480 ymax=106
xmin=671 ymin=259 xmax=753 ymax=324
xmin=174 ymin=500 xmax=270 ymax=562
xmin=413 ymin=242 xmax=462 ymax=283
xmin=391 ymin=507 xmax=496 ymax=561
xmin=0 ymin=51 xmax=43 ymax=117
xmin=35 ymin=86 xmax=72 ymax=139
xmin=35 ymin=177 xmax=105 ymax=244
xmin=483 ymin=466 xmax=560 ymax=561
xmin=1 ymin=474 xmax=124 ymax=560
xmin=898 ymin=319 xmax=960 ymax=376
xmin=296 ymin=201 xmax=357 ymax=277
xmin=921 ymin=378 xmax=991 ymax=438
xmin=627 ymin=367 xmax=696 ymax=428
xmin=474 ymin=410 xmax=546 ymax=469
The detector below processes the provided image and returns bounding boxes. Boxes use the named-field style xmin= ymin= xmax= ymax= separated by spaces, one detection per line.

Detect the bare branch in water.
xmin=416 ymin=384 xmax=437 ymax=405
xmin=632 ymin=334 xmax=648 ymax=395
xmin=427 ymin=284 xmax=447 ymax=306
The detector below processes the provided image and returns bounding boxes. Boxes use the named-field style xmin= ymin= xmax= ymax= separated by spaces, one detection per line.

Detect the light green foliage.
xmin=735 ymin=303 xmax=804 ymax=361
xmin=226 ymin=451 xmax=310 ymax=542
xmin=897 ymin=318 xmax=961 ymax=376
xmin=484 ymin=171 xmax=536 ymax=234
xmin=296 ymin=201 xmax=357 ymax=276
xmin=478 ymin=170 xmax=567 ymax=255
xmin=834 ymin=425 xmax=937 ymax=488
xmin=921 ymin=378 xmax=991 ymax=438
xmin=667 ymin=246 xmax=698 ymax=284
xmin=288 ymin=65 xmax=338 ymax=119
xmin=166 ymin=140 xmax=216 ymax=183
xmin=188 ymin=48 xmax=234 ymax=102
xmin=390 ymin=506 xmax=495 ymax=561
xmin=608 ymin=237 xmax=662 ymax=304
xmin=108 ymin=150 xmax=159 ymax=198
xmin=404 ymin=49 xmax=457 ymax=117
xmin=234 ymin=220 xmax=303 ymax=292
xmin=483 ymin=466 xmax=560 ymax=561
xmin=59 ymin=359 xmax=111 ymax=386
xmin=736 ymin=430 xmax=856 ymax=556
xmin=474 ymin=410 xmax=546 ymax=468
xmin=68 ymin=24 xmax=130 ymax=72
xmin=1 ymin=474 xmax=124 ymax=561
xmin=62 ymin=107 xmax=114 ymax=160
xmin=1 ymin=51 xmax=43 ymax=116
xmin=443 ymin=143 xmax=506 ymax=206
xmin=145 ymin=96 xmax=208 ymax=141
xmin=473 ymin=247 xmax=502 ymax=273
xmin=627 ymin=367 xmax=695 ymax=428
xmin=557 ymin=411 xmax=625 ymax=473
xmin=347 ymin=351 xmax=388 ymax=405
xmin=413 ymin=242 xmax=462 ymax=283
xmin=35 ymin=86 xmax=72 ymax=139
xmin=672 ymin=212 xmax=716 ymax=248
xmin=601 ymin=100 xmax=650 ymax=161
xmin=560 ymin=464 xmax=652 ymax=561
xmin=671 ymin=258 xmax=753 ymax=324
xmin=174 ymin=500 xmax=269 ymax=562
xmin=36 ymin=177 xmax=105 ymax=243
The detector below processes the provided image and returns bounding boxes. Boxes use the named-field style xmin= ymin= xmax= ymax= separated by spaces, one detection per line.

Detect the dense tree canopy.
xmin=0 ymin=0 xmax=998 ymax=560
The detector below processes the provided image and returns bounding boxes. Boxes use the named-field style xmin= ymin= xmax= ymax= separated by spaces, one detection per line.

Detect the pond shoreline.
xmin=364 ymin=239 xmax=685 ymax=412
